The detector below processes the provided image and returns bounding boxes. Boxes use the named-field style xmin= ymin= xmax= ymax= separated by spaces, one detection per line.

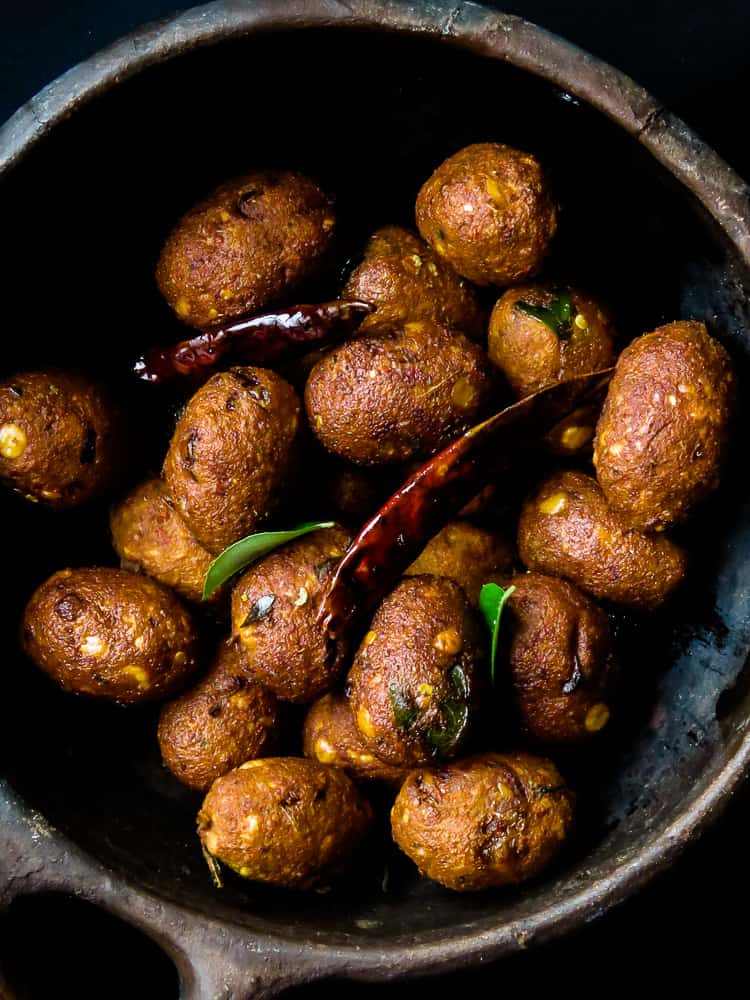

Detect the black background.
xmin=1 ymin=2 xmax=749 ymax=997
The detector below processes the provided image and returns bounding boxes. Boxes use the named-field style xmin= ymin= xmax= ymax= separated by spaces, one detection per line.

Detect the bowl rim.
xmin=1 ymin=0 xmax=750 ymax=987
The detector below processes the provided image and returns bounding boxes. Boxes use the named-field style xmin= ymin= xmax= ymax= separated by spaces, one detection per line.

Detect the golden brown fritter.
xmin=163 ymin=366 xmax=301 ymax=554
xmin=305 ymin=318 xmax=494 ymax=466
xmin=231 ymin=526 xmax=352 ymax=704
xmin=343 ymin=225 xmax=486 ymax=339
xmin=22 ymin=567 xmax=199 ymax=704
xmin=347 ymin=575 xmax=485 ymax=767
xmin=0 ymin=370 xmax=122 ymax=508
xmin=110 ymin=478 xmax=215 ymax=605
xmin=504 ymin=573 xmax=616 ymax=742
xmin=405 ymin=520 xmax=514 ymax=606
xmin=517 ymin=470 xmax=687 ymax=609
xmin=391 ymin=752 xmax=574 ymax=891
xmin=415 ymin=143 xmax=557 ymax=286
xmin=594 ymin=320 xmax=733 ymax=531
xmin=158 ymin=639 xmax=280 ymax=791
xmin=156 ymin=170 xmax=336 ymax=330
xmin=303 ymin=691 xmax=409 ymax=786
xmin=488 ymin=284 xmax=617 ymax=399
xmin=197 ymin=757 xmax=372 ymax=889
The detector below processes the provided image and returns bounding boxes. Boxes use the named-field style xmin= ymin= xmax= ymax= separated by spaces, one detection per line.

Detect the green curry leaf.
xmin=202 ymin=521 xmax=335 ymax=600
xmin=479 ymin=582 xmax=516 ymax=683
xmin=427 ymin=698 xmax=469 ymax=754
xmin=515 ymin=287 xmax=574 ymax=340
xmin=425 ymin=666 xmax=470 ymax=755
xmin=389 ymin=684 xmax=418 ymax=730
xmin=449 ymin=664 xmax=468 ymax=700
xmin=532 ymin=783 xmax=567 ymax=799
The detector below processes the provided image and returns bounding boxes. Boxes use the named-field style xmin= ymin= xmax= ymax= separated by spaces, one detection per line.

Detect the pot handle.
xmin=155 ymin=921 xmax=330 ymax=1000
xmin=0 ymin=790 xmax=337 ymax=999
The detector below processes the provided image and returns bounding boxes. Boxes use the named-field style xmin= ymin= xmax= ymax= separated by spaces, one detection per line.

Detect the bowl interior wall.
xmin=1 ymin=28 xmax=750 ymax=945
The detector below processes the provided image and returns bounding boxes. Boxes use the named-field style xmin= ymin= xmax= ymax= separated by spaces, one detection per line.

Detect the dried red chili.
xmin=317 ymin=368 xmax=614 ymax=645
xmin=133 ymin=300 xmax=374 ymax=384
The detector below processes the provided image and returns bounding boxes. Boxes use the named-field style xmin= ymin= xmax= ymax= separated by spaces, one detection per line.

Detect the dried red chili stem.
xmin=133 ymin=300 xmax=375 ymax=384
xmin=317 ymin=368 xmax=614 ymax=644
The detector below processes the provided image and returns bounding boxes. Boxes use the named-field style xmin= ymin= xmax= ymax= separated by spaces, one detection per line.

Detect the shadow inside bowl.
xmin=1 ymin=26 xmax=749 ymax=948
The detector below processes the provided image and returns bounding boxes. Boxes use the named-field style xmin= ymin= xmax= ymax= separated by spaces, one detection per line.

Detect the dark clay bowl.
xmin=2 ymin=2 xmax=750 ymax=997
